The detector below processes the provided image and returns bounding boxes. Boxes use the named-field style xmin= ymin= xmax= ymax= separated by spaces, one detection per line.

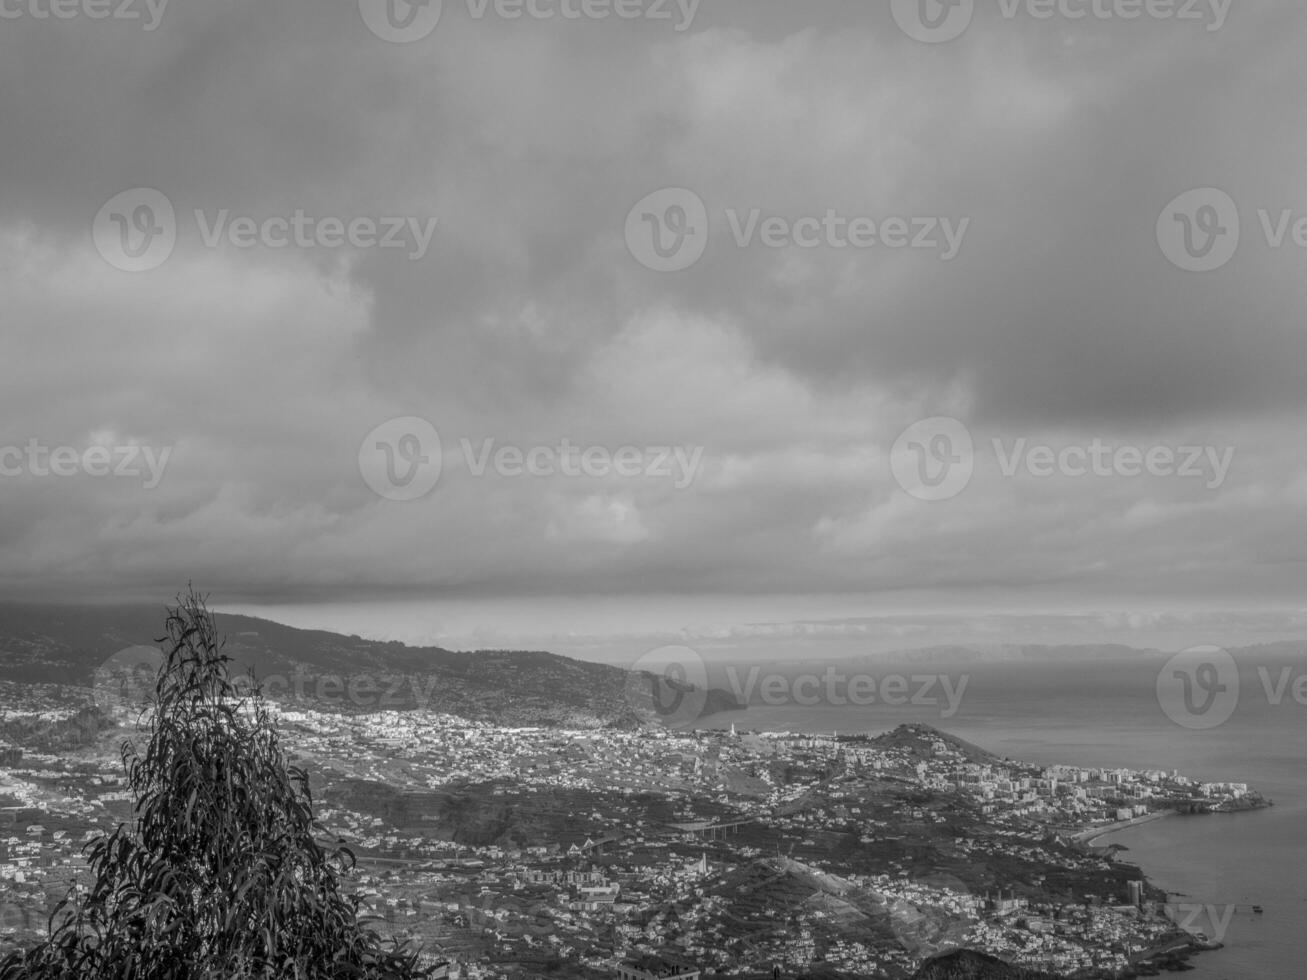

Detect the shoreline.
xmin=1079 ymin=803 xmax=1275 ymax=978
xmin=1071 ymin=809 xmax=1175 ymax=847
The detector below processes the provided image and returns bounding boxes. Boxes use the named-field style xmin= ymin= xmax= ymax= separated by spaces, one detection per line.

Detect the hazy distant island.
xmin=0 ymin=604 xmax=1272 ymax=979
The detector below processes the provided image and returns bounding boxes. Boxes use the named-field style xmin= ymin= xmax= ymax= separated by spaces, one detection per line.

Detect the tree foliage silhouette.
xmin=0 ymin=589 xmax=430 ymax=980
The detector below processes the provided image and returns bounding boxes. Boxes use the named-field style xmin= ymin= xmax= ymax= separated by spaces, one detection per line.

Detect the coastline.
xmin=708 ymin=715 xmax=1288 ymax=976
xmin=1084 ymin=802 xmax=1280 ymax=978
xmin=1074 ymin=809 xmax=1175 ymax=847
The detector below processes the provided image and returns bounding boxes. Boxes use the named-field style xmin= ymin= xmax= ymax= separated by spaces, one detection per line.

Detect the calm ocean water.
xmin=704 ymin=658 xmax=1307 ymax=979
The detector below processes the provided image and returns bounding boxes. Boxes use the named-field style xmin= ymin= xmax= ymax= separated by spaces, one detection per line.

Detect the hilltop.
xmin=868 ymin=724 xmax=997 ymax=766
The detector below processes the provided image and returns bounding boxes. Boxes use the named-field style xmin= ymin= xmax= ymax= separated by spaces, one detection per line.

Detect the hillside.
xmin=912 ymin=950 xmax=1061 ymax=979
xmin=0 ymin=603 xmax=738 ymax=729
xmin=868 ymin=724 xmax=997 ymax=766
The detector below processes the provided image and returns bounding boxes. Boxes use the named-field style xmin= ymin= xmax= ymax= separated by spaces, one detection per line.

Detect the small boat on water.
xmin=1252 ymin=905 xmax=1264 ymax=914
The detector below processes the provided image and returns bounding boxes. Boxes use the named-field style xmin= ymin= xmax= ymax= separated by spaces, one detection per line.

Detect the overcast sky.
xmin=2 ymin=0 xmax=1305 ymax=654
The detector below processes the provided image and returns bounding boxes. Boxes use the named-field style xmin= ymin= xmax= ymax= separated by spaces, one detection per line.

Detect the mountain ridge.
xmin=0 ymin=603 xmax=699 ymax=728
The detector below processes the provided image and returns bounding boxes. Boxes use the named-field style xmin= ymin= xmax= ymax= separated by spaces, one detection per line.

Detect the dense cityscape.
xmin=0 ymin=677 xmax=1267 ymax=980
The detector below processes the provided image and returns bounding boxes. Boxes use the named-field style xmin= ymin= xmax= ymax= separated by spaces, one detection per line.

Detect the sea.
xmin=702 ymin=657 xmax=1307 ymax=980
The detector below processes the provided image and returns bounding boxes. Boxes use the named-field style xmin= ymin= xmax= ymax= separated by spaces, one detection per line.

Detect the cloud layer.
xmin=2 ymin=0 xmax=1305 ymax=633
